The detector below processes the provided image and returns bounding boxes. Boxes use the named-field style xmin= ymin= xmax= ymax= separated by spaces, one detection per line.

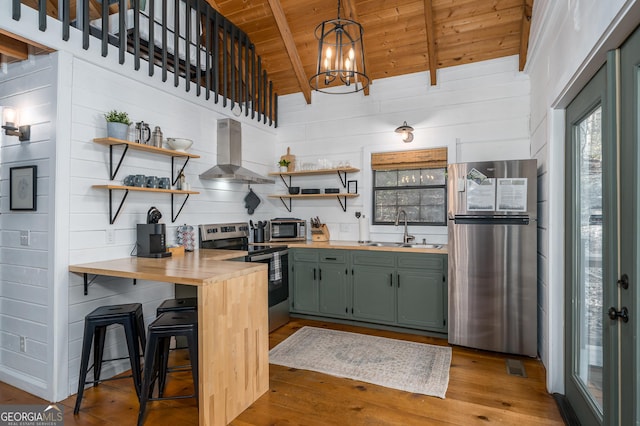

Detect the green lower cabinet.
xmin=318 ymin=263 xmax=350 ymax=317
xmin=291 ymin=261 xmax=319 ymax=313
xmin=352 ymin=265 xmax=396 ymax=324
xmin=290 ymin=248 xmax=448 ymax=334
xmin=397 ymin=269 xmax=446 ymax=331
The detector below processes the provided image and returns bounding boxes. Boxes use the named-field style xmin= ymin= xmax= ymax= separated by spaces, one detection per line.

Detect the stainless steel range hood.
xmin=199 ymin=118 xmax=275 ymax=184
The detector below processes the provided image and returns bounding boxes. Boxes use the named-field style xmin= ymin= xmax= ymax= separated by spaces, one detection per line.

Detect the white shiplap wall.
xmin=2 ymin=3 xmax=279 ymax=399
xmin=0 ymin=54 xmax=57 ymax=397
xmin=275 ymin=55 xmax=531 ymax=246
xmin=65 ymin=56 xmax=279 ymax=396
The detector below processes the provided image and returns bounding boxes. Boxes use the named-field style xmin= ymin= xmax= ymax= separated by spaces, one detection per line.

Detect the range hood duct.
xmin=199 ymin=118 xmax=275 ymax=184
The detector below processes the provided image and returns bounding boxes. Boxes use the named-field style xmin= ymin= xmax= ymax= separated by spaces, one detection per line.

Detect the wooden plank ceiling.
xmin=3 ymin=0 xmax=533 ymax=103
xmin=206 ymin=0 xmax=534 ymax=102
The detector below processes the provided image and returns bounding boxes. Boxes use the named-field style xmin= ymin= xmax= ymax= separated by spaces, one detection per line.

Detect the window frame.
xmin=371 ymin=167 xmax=448 ymax=226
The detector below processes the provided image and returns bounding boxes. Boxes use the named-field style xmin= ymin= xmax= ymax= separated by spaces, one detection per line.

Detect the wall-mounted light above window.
xmin=395 ymin=121 xmax=414 ymax=143
xmin=2 ymin=107 xmax=31 ymax=142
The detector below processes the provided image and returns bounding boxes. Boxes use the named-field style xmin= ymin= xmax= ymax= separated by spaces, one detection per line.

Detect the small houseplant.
xmin=278 ymin=158 xmax=290 ymax=172
xmin=104 ymin=109 xmax=132 ymax=140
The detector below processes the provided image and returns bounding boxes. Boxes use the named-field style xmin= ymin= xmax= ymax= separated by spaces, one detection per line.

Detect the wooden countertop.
xmin=252 ymin=240 xmax=448 ymax=254
xmin=68 ymin=249 xmax=264 ymax=286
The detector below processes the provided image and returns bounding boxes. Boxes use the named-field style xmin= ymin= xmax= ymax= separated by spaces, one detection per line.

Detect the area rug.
xmin=269 ymin=326 xmax=452 ymax=398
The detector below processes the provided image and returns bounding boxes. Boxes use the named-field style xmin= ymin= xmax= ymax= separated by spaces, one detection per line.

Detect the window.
xmin=372 ymin=148 xmax=447 ymax=226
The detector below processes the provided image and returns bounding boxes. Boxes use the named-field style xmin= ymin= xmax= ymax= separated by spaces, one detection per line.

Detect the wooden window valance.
xmin=371 ymin=147 xmax=447 ymax=171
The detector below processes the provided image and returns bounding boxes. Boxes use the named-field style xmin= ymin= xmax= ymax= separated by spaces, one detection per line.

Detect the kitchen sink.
xmin=365 ymin=242 xmax=442 ymax=249
xmin=399 ymin=243 xmax=442 ymax=249
xmin=366 ymin=242 xmax=399 ymax=247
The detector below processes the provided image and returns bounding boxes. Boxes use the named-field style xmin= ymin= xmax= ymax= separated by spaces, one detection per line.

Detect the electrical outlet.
xmin=20 ymin=336 xmax=26 ymax=352
xmin=340 ymin=223 xmax=350 ymax=233
xmin=106 ymin=229 xmax=116 ymax=245
xmin=20 ymin=230 xmax=30 ymax=246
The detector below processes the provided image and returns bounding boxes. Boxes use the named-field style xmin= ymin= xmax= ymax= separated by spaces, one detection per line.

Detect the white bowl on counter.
xmin=166 ymin=138 xmax=193 ymax=152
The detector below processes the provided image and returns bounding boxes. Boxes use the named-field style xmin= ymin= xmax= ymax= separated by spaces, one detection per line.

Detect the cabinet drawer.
xmin=351 ymin=250 xmax=396 ymax=267
xmin=397 ymin=253 xmax=444 ymax=270
xmin=293 ymin=249 xmax=319 ymax=262
xmin=319 ymin=250 xmax=348 ymax=264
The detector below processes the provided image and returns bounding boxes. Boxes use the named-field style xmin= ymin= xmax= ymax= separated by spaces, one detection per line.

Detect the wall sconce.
xmin=395 ymin=121 xmax=414 ymax=143
xmin=2 ymin=107 xmax=31 ymax=142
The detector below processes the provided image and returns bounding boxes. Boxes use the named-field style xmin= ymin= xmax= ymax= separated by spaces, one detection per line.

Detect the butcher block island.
xmin=69 ymin=249 xmax=269 ymax=426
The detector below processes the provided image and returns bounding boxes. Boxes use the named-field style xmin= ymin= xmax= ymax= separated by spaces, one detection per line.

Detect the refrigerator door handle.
xmin=453 ymin=215 xmax=530 ymax=225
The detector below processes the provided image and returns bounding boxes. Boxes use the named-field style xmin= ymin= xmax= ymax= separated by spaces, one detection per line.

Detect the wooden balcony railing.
xmin=11 ymin=0 xmax=277 ymax=127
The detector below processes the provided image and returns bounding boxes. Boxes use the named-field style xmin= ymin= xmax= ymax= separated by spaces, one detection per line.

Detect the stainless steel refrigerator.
xmin=447 ymin=159 xmax=537 ymax=357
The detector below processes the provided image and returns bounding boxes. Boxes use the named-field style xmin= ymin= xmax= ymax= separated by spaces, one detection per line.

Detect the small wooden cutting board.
xmin=280 ymin=147 xmax=296 ymax=171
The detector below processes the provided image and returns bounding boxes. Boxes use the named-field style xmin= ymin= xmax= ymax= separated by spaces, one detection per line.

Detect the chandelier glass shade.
xmin=309 ymin=1 xmax=369 ymax=94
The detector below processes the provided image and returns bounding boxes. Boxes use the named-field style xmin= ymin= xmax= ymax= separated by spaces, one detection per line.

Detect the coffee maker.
xmin=136 ymin=207 xmax=171 ymax=258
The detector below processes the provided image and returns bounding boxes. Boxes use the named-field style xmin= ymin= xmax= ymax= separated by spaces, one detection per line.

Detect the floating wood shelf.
xmin=92 ymin=185 xmax=199 ymax=224
xmin=268 ymin=193 xmax=358 ymax=199
xmin=93 ymin=137 xmax=199 ymax=182
xmin=93 ymin=137 xmax=200 ymax=158
xmin=268 ymin=193 xmax=359 ymax=212
xmin=267 ymin=167 xmax=359 ymax=177
xmin=268 ymin=167 xmax=360 ymax=212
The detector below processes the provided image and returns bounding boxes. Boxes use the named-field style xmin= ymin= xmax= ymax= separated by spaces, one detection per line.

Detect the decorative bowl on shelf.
xmin=288 ymin=186 xmax=300 ymax=194
xmin=166 ymin=138 xmax=193 ymax=152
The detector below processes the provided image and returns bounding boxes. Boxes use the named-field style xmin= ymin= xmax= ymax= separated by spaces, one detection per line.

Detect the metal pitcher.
xmin=135 ymin=121 xmax=151 ymax=144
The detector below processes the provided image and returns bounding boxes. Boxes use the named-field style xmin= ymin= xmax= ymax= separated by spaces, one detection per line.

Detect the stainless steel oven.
xmin=176 ymin=222 xmax=289 ymax=332
xmin=244 ymin=249 xmax=289 ymax=332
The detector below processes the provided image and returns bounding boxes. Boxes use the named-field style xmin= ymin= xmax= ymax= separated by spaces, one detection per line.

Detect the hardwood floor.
xmin=0 ymin=318 xmax=564 ymax=425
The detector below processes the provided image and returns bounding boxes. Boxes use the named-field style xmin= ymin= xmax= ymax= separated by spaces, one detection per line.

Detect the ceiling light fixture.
xmin=395 ymin=121 xmax=414 ymax=143
xmin=309 ymin=0 xmax=369 ymax=94
xmin=2 ymin=107 xmax=30 ymax=142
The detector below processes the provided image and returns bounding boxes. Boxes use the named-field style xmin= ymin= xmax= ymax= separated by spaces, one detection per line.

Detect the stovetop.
xmin=199 ymin=222 xmax=285 ymax=256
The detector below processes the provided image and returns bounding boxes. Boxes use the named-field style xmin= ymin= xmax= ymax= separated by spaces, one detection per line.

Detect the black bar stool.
xmin=156 ymin=297 xmax=197 ymax=365
xmin=137 ymin=311 xmax=198 ymax=426
xmin=74 ymin=303 xmax=146 ymax=414
xmin=156 ymin=297 xmax=197 ymax=315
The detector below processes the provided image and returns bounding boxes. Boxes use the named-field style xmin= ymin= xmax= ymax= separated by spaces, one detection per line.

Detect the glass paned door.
xmin=576 ymin=106 xmax=604 ymax=410
xmin=566 ymin=25 xmax=640 ymax=426
xmin=565 ymin=64 xmax=612 ymax=426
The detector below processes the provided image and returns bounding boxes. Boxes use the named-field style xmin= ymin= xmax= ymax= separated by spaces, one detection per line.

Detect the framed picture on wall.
xmin=347 ymin=180 xmax=358 ymax=194
xmin=10 ymin=165 xmax=37 ymax=211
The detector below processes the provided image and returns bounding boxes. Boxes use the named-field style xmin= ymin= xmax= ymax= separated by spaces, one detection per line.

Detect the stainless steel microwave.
xmin=269 ymin=219 xmax=306 ymax=242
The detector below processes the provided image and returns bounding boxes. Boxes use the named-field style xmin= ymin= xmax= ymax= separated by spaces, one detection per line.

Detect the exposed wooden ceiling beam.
xmin=519 ymin=0 xmax=533 ymax=71
xmin=423 ymin=0 xmax=437 ymax=85
xmin=342 ymin=0 xmax=370 ymax=95
xmin=267 ymin=0 xmax=311 ymax=103
xmin=0 ymin=33 xmax=29 ymax=60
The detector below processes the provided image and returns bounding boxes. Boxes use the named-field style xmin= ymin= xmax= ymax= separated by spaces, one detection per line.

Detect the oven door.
xmin=246 ymin=249 xmax=289 ymax=307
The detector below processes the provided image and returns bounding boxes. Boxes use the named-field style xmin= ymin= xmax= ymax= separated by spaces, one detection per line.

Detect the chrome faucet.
xmin=394 ymin=209 xmax=415 ymax=244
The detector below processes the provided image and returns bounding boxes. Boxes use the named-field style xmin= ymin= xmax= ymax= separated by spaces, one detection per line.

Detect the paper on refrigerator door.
xmin=496 ymin=178 xmax=528 ymax=211
xmin=466 ymin=178 xmax=496 ymax=211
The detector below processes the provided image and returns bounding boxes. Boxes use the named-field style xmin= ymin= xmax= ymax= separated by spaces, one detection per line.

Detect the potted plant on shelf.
xmin=104 ymin=109 xmax=132 ymax=140
xmin=278 ymin=159 xmax=290 ymax=172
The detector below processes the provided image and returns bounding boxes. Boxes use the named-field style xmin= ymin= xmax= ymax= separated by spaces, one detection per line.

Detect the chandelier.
xmin=309 ymin=0 xmax=369 ymax=94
